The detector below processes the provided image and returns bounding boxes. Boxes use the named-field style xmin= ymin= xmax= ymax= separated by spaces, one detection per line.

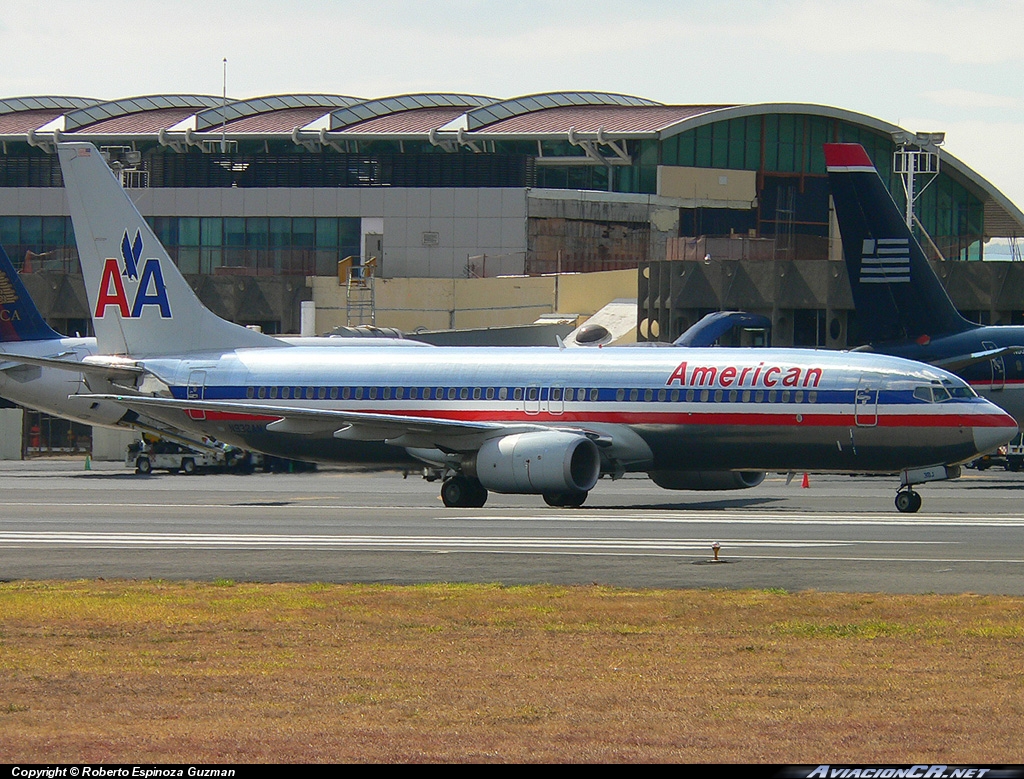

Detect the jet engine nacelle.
xmin=474 ymin=431 xmax=601 ymax=495
xmin=649 ymin=470 xmax=766 ymax=491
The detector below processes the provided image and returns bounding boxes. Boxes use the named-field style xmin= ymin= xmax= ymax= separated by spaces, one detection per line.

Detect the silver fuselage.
xmin=113 ymin=344 xmax=1015 ymax=474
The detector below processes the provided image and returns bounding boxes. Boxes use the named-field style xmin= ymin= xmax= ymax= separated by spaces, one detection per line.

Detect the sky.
xmin=3 ymin=0 xmax=1024 ymax=227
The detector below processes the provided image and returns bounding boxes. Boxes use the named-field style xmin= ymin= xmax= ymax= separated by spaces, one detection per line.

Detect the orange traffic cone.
xmin=801 ymin=472 xmax=810 ymax=488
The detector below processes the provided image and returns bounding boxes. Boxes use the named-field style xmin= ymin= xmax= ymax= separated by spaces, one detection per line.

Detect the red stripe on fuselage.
xmin=184 ymin=411 xmax=279 ymax=422
xmin=185 ymin=408 xmax=1016 ymax=429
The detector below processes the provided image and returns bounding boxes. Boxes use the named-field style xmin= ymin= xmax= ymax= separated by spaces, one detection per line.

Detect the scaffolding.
xmin=339 ymin=256 xmax=377 ymax=326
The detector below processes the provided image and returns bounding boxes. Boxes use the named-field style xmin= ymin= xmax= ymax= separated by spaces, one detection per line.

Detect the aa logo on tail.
xmin=94 ymin=230 xmax=172 ymax=318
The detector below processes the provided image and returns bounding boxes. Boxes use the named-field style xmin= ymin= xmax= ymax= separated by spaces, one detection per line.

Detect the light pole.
xmin=892 ymin=131 xmax=945 ymax=230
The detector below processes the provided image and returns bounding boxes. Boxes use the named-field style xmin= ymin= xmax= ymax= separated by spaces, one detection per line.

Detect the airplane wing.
xmin=79 ymin=393 xmax=574 ymax=450
xmin=932 ymin=346 xmax=1024 ymax=373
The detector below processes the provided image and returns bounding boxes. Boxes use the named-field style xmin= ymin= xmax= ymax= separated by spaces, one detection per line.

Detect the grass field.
xmin=1 ymin=580 xmax=1022 ymax=762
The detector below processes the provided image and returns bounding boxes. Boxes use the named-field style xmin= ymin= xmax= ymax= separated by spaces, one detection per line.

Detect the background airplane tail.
xmin=824 ymin=143 xmax=973 ymax=343
xmin=0 ymin=243 xmax=63 ymax=343
xmin=56 ymin=142 xmax=282 ymax=357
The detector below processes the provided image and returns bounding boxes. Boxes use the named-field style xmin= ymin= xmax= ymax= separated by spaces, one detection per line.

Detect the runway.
xmin=1 ymin=460 xmax=1023 ymax=594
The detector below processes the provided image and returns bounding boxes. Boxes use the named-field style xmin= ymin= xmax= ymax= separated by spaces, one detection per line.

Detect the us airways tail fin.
xmin=824 ymin=143 xmax=974 ymax=343
xmin=56 ymin=142 xmax=283 ymax=357
xmin=0 ymin=243 xmax=62 ymax=342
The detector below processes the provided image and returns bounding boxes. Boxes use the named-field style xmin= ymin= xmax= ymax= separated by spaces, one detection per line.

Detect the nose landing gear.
xmin=894 ymin=488 xmax=922 ymax=513
xmin=893 ymin=464 xmax=961 ymax=513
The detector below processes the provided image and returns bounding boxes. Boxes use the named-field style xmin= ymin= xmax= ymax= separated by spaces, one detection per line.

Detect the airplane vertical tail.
xmin=56 ymin=142 xmax=283 ymax=357
xmin=0 ymin=243 xmax=63 ymax=342
xmin=824 ymin=143 xmax=974 ymax=343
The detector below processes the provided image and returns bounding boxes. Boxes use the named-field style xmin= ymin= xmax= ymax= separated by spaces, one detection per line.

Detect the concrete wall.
xmin=309 ymin=268 xmax=638 ymax=335
xmin=657 ymin=166 xmax=758 ymax=203
xmin=91 ymin=426 xmax=137 ymax=462
xmin=0 ymin=408 xmax=23 ymax=459
xmin=0 ymin=186 xmax=530 ymax=282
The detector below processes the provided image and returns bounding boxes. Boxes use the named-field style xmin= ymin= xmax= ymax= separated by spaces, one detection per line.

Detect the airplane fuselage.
xmin=865 ymin=325 xmax=1024 ymax=424
xmin=115 ymin=345 xmax=1013 ymax=475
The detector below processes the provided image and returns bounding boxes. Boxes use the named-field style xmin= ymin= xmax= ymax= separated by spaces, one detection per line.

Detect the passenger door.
xmin=854 ymin=374 xmax=878 ymax=427
xmin=983 ymin=340 xmax=1006 ymax=391
xmin=186 ymin=370 xmax=207 ymax=420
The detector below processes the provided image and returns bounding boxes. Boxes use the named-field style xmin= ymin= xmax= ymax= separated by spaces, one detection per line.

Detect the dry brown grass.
xmin=1 ymin=580 xmax=1022 ymax=763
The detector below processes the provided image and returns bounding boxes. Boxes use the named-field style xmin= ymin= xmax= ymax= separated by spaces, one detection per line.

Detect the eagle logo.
xmin=121 ymin=229 xmax=143 ymax=281
xmin=0 ymin=270 xmax=18 ymax=305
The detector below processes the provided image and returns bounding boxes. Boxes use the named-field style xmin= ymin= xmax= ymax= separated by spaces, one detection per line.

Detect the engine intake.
xmin=474 ymin=431 xmax=601 ymax=495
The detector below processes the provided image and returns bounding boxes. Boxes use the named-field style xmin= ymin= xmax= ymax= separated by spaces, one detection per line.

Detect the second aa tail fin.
xmin=0 ymin=243 xmax=63 ymax=343
xmin=824 ymin=143 xmax=973 ymax=343
xmin=56 ymin=142 xmax=283 ymax=357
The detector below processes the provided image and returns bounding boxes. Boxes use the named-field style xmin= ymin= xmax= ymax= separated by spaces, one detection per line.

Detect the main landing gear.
xmin=437 ymin=475 xmax=590 ymax=509
xmin=440 ymin=475 xmax=488 ymax=508
xmin=543 ymin=491 xmax=588 ymax=508
xmin=894 ymin=488 xmax=922 ymax=514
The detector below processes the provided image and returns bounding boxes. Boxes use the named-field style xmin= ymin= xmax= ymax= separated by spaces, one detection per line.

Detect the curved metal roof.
xmin=653 ymin=103 xmax=1024 ymax=239
xmin=465 ymin=92 xmax=660 ymax=131
xmin=0 ymin=91 xmax=1020 ymax=237
xmin=473 ymin=104 xmax=731 ymax=135
xmin=0 ymin=97 xmax=99 ymax=134
xmin=330 ymin=93 xmax=495 ymax=131
xmin=63 ymin=95 xmax=223 ymax=132
xmin=0 ymin=96 xmax=97 ymax=114
xmin=194 ymin=94 xmax=361 ymax=132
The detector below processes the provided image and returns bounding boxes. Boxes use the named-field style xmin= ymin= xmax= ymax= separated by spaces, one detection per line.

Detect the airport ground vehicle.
xmin=968 ymin=433 xmax=1024 ymax=471
xmin=126 ymin=439 xmax=316 ymax=475
xmin=126 ymin=439 xmax=229 ymax=474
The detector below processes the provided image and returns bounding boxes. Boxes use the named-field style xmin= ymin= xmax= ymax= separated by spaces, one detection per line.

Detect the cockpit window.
xmin=941 ymin=379 xmax=976 ymax=398
xmin=916 ymin=380 xmax=977 ymax=402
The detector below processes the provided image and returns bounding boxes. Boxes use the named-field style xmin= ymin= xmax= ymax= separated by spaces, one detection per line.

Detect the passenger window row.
xmin=240 ymin=385 xmax=821 ymax=404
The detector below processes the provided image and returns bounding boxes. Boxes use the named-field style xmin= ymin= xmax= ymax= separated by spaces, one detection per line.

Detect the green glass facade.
xmin=147 ymin=215 xmax=360 ymax=275
xmin=607 ymin=114 xmax=985 ymax=261
xmin=0 ymin=214 xmax=359 ymax=275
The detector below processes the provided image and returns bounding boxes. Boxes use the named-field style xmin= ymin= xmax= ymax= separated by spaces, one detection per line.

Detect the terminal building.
xmin=1 ymin=91 xmax=1024 ymax=454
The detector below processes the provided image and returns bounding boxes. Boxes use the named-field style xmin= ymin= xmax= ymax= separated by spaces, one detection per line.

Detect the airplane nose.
xmin=972 ymin=412 xmax=1018 ymax=457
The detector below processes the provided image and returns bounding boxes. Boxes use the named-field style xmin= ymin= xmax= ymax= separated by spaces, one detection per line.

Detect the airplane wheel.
xmin=181 ymin=458 xmax=196 ymax=475
xmin=468 ymin=480 xmax=488 ymax=508
xmin=543 ymin=490 xmax=588 ymax=508
xmin=441 ymin=476 xmax=487 ymax=508
xmin=895 ymin=489 xmax=921 ymax=513
xmin=910 ymin=491 xmax=923 ymax=512
xmin=135 ymin=457 xmax=151 ymax=475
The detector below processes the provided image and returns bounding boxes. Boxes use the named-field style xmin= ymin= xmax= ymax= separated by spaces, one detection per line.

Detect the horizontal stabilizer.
xmin=932 ymin=346 xmax=1024 ymax=373
xmin=2 ymin=351 xmax=144 ymax=381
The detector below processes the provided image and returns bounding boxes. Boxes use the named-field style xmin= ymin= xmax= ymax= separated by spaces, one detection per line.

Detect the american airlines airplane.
xmin=0 ymin=241 xmax=421 ymax=456
xmin=15 ymin=141 xmax=1014 ymax=513
xmin=826 ymin=142 xmax=1024 ymax=424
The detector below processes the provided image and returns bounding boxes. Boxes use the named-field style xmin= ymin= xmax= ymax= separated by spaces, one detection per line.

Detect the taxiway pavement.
xmin=0 ymin=460 xmax=1022 ymax=594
